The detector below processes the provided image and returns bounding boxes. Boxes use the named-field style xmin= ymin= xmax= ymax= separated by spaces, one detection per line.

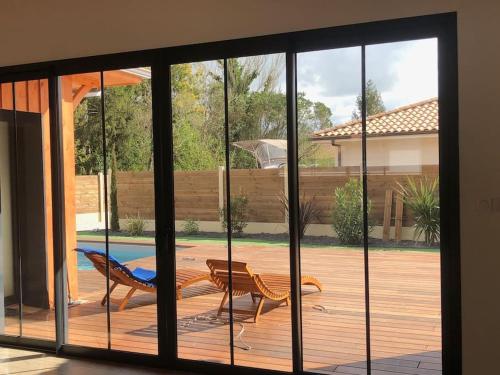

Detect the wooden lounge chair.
xmin=206 ymin=259 xmax=323 ymax=323
xmin=77 ymin=248 xmax=211 ymax=311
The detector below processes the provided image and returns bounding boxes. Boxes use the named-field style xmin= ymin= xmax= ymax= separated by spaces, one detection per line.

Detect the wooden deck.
xmin=4 ymin=243 xmax=442 ymax=375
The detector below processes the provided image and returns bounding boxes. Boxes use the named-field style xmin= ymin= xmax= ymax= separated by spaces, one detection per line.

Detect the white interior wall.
xmin=1 ymin=1 xmax=499 ymax=373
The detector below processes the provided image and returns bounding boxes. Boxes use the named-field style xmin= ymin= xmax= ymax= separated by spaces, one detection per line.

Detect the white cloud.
xmin=368 ymin=38 xmax=438 ymax=109
xmin=297 ymin=38 xmax=438 ymax=124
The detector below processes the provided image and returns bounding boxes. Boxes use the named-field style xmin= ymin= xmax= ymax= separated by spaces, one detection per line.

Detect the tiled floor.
xmin=0 ymin=347 xmax=192 ymax=375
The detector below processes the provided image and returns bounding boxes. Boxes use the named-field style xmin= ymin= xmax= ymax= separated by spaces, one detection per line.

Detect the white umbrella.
xmin=232 ymin=139 xmax=287 ymax=169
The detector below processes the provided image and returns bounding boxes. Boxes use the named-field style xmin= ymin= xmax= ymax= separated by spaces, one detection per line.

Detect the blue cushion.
xmin=132 ymin=267 xmax=156 ymax=282
xmin=76 ymin=247 xmax=157 ymax=288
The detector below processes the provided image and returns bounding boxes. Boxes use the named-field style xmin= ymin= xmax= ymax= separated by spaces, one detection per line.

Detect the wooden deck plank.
xmin=3 ymin=244 xmax=442 ymax=375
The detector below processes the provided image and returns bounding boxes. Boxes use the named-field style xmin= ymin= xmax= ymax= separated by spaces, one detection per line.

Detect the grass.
xmin=77 ymin=230 xmax=439 ymax=253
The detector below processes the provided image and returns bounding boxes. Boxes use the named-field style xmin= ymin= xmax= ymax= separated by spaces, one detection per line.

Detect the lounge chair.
xmin=76 ymin=248 xmax=211 ymax=311
xmin=206 ymin=259 xmax=323 ymax=323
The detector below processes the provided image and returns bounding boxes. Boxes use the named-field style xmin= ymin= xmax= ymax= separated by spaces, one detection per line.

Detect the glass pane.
xmin=64 ymin=72 xmax=108 ymax=348
xmin=0 ymin=82 xmax=19 ymax=337
xmin=366 ymin=38 xmax=441 ymax=374
xmin=14 ymin=80 xmax=55 ymax=341
xmin=173 ymin=61 xmax=231 ymax=364
xmin=227 ymin=54 xmax=291 ymax=371
xmin=102 ymin=68 xmax=157 ymax=354
xmin=298 ymin=47 xmax=368 ymax=374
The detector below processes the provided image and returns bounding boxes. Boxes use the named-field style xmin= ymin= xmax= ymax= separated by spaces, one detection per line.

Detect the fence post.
xmin=283 ymin=166 xmax=289 ymax=223
xmin=98 ymin=172 xmax=105 ymax=227
xmin=218 ymin=166 xmax=225 ymax=214
xmin=107 ymin=169 xmax=111 ymax=227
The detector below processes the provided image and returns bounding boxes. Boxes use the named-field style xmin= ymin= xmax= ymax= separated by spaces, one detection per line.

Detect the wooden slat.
xmin=27 ymin=80 xmax=41 ymax=112
xmin=14 ymin=81 xmax=28 ymax=111
xmin=382 ymin=189 xmax=393 ymax=241
xmin=1 ymin=83 xmax=13 ymax=109
xmin=4 ymin=243 xmax=442 ymax=375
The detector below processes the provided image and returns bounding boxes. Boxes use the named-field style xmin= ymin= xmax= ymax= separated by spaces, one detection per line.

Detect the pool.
xmin=77 ymin=242 xmax=156 ymax=270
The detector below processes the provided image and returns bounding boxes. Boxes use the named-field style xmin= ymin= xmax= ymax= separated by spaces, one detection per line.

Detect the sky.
xmin=199 ymin=38 xmax=438 ymax=126
xmin=297 ymin=38 xmax=438 ymax=124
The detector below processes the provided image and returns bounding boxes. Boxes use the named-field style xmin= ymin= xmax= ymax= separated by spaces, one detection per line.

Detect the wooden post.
xmin=40 ymin=79 xmax=56 ymax=308
xmin=61 ymin=76 xmax=79 ymax=302
xmin=218 ymin=166 xmax=225 ymax=214
xmin=382 ymin=189 xmax=393 ymax=242
xmin=283 ymin=166 xmax=288 ymax=223
xmin=394 ymin=193 xmax=404 ymax=243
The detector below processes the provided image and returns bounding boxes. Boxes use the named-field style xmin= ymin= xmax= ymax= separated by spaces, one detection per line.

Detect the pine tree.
xmin=352 ymin=79 xmax=385 ymax=119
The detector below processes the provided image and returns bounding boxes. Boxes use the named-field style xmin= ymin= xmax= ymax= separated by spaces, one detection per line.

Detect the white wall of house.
xmin=0 ymin=122 xmax=14 ymax=300
xmin=337 ymin=134 xmax=439 ymax=167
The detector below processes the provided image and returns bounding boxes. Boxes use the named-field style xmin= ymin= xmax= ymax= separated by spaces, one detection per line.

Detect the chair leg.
xmin=176 ymin=287 xmax=182 ymax=301
xmin=218 ymin=291 xmax=229 ymax=317
xmin=250 ymin=293 xmax=257 ymax=303
xmin=118 ymin=287 xmax=137 ymax=311
xmin=254 ymin=297 xmax=266 ymax=323
xmin=101 ymin=281 xmax=119 ymax=306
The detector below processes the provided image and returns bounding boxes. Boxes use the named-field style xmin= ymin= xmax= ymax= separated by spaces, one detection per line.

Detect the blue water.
xmin=77 ymin=241 xmax=156 ymax=270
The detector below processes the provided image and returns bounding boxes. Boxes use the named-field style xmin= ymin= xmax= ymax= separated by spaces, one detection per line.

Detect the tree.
xmin=74 ymin=80 xmax=154 ymax=175
xmin=171 ymin=64 xmax=222 ymax=170
xmin=313 ymin=102 xmax=333 ymax=130
xmin=104 ymin=82 xmax=153 ymax=172
xmin=74 ymin=96 xmax=105 ymax=175
xmin=73 ymin=59 xmax=334 ymax=175
xmin=352 ymin=79 xmax=385 ymax=119
xmin=202 ymin=57 xmax=333 ymax=169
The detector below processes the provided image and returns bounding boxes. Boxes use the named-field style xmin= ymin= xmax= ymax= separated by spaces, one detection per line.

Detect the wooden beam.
xmin=103 ymin=70 xmax=142 ymax=86
xmin=61 ymin=76 xmax=79 ymax=302
xmin=70 ymin=73 xmax=101 ymax=88
xmin=39 ymin=79 xmax=55 ymax=308
xmin=28 ymin=80 xmax=41 ymax=113
xmin=1 ymin=83 xmax=13 ymax=109
xmin=72 ymin=84 xmax=92 ymax=109
xmin=14 ymin=81 xmax=28 ymax=111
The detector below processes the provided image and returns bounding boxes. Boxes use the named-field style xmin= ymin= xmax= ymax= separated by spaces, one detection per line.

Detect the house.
xmin=312 ymin=98 xmax=439 ymax=167
xmin=0 ymin=2 xmax=498 ymax=375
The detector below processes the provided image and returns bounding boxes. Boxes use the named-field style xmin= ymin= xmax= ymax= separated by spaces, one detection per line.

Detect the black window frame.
xmin=0 ymin=12 xmax=460 ymax=375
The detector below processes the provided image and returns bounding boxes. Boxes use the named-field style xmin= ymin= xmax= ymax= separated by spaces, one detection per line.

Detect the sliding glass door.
xmin=165 ymin=38 xmax=443 ymax=374
xmin=366 ymin=39 xmax=441 ymax=374
xmin=0 ymin=15 xmax=457 ymax=375
xmin=60 ymin=68 xmax=157 ymax=353
xmin=0 ymin=79 xmax=55 ymax=343
xmin=297 ymin=46 xmax=368 ymax=374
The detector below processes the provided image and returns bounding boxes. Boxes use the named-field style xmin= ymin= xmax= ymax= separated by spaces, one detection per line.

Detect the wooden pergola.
xmin=0 ymin=70 xmax=145 ymax=307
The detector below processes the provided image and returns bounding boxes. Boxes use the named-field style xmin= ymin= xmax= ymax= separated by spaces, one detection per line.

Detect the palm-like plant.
xmin=279 ymin=192 xmax=320 ymax=240
xmin=397 ymin=177 xmax=440 ymax=246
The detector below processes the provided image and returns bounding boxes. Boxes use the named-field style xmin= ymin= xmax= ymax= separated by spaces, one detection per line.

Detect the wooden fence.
xmin=75 ymin=174 xmax=101 ymax=214
xmin=75 ymin=165 xmax=438 ymax=228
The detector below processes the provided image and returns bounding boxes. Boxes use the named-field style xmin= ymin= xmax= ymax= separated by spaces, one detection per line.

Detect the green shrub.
xmin=219 ymin=195 xmax=249 ymax=236
xmin=331 ymin=178 xmax=372 ymax=245
xmin=183 ymin=218 xmax=200 ymax=235
xmin=397 ymin=177 xmax=440 ymax=246
xmin=126 ymin=213 xmax=146 ymax=237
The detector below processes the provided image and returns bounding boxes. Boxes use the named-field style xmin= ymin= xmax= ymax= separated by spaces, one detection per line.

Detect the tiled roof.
xmin=313 ymin=98 xmax=438 ymax=139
